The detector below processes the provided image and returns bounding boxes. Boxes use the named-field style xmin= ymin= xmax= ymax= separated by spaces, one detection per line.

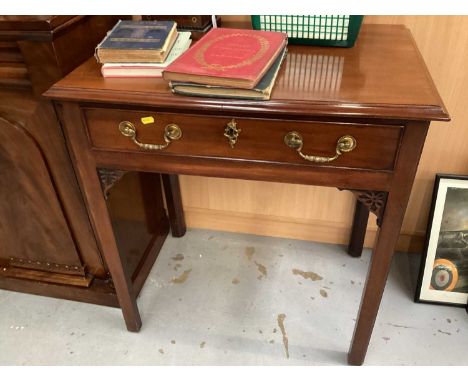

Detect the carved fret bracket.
xmin=97 ymin=168 xmax=127 ymax=199
xmin=352 ymin=190 xmax=388 ymax=227
xmin=338 ymin=189 xmax=388 ymax=227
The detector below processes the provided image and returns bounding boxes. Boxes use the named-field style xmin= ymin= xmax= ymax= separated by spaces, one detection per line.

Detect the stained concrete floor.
xmin=0 ymin=229 xmax=467 ymax=366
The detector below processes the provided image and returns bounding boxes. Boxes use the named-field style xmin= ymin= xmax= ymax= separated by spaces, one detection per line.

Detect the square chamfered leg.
xmin=348 ymin=199 xmax=370 ymax=257
xmin=57 ymin=102 xmax=141 ymax=332
xmin=347 ymin=122 xmax=429 ymax=365
xmin=161 ymin=173 xmax=187 ymax=237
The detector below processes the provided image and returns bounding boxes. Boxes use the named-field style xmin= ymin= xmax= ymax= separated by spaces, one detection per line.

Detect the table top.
xmin=46 ymin=24 xmax=449 ymax=122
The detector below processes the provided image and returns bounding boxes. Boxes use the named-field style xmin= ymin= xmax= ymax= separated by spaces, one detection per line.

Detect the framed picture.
xmin=415 ymin=174 xmax=468 ymax=307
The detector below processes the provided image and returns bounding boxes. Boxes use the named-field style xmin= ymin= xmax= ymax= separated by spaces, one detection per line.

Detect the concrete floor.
xmin=0 ymin=228 xmax=467 ymax=366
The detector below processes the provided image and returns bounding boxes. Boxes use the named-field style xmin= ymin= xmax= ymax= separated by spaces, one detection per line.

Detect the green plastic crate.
xmin=251 ymin=15 xmax=364 ymax=47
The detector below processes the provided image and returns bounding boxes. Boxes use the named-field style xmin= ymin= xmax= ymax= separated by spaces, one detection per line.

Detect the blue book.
xmin=95 ymin=20 xmax=178 ymax=63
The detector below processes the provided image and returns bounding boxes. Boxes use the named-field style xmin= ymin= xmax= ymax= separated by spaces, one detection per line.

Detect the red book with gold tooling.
xmin=162 ymin=27 xmax=288 ymax=89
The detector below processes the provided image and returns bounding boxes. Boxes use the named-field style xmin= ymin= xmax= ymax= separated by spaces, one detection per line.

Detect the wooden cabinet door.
xmin=0 ymin=115 xmax=93 ymax=286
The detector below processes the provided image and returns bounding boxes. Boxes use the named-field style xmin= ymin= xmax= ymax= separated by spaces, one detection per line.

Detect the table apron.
xmin=91 ymin=149 xmax=393 ymax=191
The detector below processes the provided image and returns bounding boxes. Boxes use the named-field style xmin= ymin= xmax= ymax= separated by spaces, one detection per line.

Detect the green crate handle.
xmin=251 ymin=15 xmax=364 ymax=48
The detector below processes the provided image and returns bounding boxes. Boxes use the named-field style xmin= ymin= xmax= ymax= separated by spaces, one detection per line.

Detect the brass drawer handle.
xmin=118 ymin=121 xmax=182 ymax=150
xmin=284 ymin=132 xmax=356 ymax=163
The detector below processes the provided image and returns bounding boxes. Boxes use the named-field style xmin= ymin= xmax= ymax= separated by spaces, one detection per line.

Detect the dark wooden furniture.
xmin=0 ymin=16 xmax=170 ymax=306
xmin=0 ymin=16 xmax=121 ymax=95
xmin=143 ymin=15 xmax=214 ymax=30
xmin=142 ymin=16 xmax=222 ymax=41
xmin=46 ymin=24 xmax=449 ymax=365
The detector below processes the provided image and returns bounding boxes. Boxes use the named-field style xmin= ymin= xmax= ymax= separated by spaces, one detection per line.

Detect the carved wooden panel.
xmin=97 ymin=168 xmax=127 ymax=199
xmin=352 ymin=190 xmax=388 ymax=227
xmin=0 ymin=117 xmax=83 ymax=271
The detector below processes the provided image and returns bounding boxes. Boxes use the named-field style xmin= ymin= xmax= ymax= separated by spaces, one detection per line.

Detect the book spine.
xmin=95 ymin=19 xmax=122 ymax=64
xmin=102 ymin=73 xmax=163 ymax=78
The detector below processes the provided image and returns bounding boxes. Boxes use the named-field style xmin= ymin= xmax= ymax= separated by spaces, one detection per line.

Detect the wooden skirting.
xmin=184 ymin=207 xmax=426 ymax=254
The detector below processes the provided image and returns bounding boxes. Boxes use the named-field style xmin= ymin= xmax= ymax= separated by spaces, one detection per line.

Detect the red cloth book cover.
xmin=163 ymin=28 xmax=288 ymax=89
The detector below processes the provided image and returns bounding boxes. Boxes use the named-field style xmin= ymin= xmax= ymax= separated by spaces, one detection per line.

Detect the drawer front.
xmin=84 ymin=108 xmax=402 ymax=171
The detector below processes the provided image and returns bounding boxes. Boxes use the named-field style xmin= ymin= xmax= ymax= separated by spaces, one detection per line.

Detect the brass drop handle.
xmin=118 ymin=121 xmax=182 ymax=150
xmin=284 ymin=132 xmax=356 ymax=163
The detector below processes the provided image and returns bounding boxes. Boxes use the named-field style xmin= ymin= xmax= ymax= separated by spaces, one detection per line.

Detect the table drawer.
xmin=84 ymin=108 xmax=402 ymax=171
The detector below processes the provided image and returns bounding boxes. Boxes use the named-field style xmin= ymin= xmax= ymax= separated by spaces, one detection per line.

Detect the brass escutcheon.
xmin=224 ymin=119 xmax=241 ymax=148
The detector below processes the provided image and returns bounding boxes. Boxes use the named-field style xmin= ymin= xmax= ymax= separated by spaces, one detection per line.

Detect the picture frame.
xmin=415 ymin=174 xmax=468 ymax=307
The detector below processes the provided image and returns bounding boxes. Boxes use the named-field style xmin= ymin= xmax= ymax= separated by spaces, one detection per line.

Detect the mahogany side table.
xmin=46 ymin=24 xmax=449 ymax=365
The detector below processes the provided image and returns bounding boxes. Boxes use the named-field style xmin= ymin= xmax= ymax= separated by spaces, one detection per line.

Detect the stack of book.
xmin=162 ymin=28 xmax=288 ymax=100
xmin=95 ymin=20 xmax=192 ymax=78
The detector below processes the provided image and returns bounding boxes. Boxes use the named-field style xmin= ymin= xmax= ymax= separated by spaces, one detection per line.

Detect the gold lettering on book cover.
xmin=110 ymin=38 xmax=161 ymax=42
xmin=194 ymin=33 xmax=270 ymax=71
xmin=120 ymin=25 xmax=169 ymax=30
